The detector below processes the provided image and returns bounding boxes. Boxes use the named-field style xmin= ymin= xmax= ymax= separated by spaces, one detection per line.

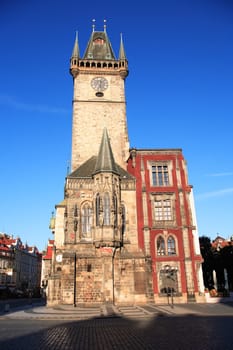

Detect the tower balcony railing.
xmin=70 ymin=58 xmax=128 ymax=72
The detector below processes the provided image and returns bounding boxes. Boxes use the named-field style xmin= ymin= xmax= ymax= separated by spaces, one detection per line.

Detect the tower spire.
xmin=71 ymin=31 xmax=79 ymax=59
xmin=70 ymin=31 xmax=80 ymax=78
xmin=93 ymin=128 xmax=119 ymax=175
xmin=118 ymin=33 xmax=127 ymax=60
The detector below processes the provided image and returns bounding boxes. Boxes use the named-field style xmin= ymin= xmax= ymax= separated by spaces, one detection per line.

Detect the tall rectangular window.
xmin=154 ymin=199 xmax=172 ymax=221
xmin=81 ymin=204 xmax=92 ymax=236
xmin=152 ymin=165 xmax=169 ymax=186
xmin=96 ymin=194 xmax=100 ymax=226
xmin=103 ymin=193 xmax=111 ymax=225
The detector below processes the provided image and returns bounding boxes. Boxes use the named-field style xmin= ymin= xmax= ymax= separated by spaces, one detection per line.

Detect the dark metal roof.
xmin=71 ymin=32 xmax=80 ymax=58
xmin=93 ymin=128 xmax=119 ymax=175
xmin=118 ymin=33 xmax=127 ymax=60
xmin=83 ymin=31 xmax=116 ymax=60
xmin=68 ymin=128 xmax=134 ymax=180
xmin=68 ymin=156 xmax=97 ymax=178
xmin=68 ymin=156 xmax=134 ymax=180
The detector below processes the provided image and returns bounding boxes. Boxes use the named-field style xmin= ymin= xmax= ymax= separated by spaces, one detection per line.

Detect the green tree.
xmin=199 ymin=236 xmax=214 ymax=290
xmin=221 ymin=244 xmax=233 ymax=291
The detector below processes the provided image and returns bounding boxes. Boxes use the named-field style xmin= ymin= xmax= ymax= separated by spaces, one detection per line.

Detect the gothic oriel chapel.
xmin=47 ymin=23 xmax=205 ymax=306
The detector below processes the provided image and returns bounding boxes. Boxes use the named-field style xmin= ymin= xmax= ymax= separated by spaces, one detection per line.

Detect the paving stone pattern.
xmin=2 ymin=303 xmax=233 ymax=349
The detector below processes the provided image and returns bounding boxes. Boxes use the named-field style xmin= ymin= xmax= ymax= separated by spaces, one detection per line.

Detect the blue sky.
xmin=0 ymin=0 xmax=232 ymax=251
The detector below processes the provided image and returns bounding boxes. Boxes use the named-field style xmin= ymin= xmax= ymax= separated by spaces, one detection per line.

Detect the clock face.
xmin=56 ymin=254 xmax=62 ymax=263
xmin=91 ymin=77 xmax=108 ymax=91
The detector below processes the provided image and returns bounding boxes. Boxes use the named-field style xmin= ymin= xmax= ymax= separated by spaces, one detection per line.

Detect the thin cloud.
xmin=0 ymin=94 xmax=69 ymax=114
xmin=196 ymin=187 xmax=233 ymax=200
xmin=205 ymin=172 xmax=233 ymax=177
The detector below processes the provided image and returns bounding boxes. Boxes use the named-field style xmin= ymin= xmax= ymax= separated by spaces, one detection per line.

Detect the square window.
xmin=154 ymin=199 xmax=172 ymax=221
xmin=152 ymin=165 xmax=170 ymax=187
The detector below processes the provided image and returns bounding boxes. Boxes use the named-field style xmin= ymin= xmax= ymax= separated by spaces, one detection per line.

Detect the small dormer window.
xmin=94 ymin=38 xmax=104 ymax=45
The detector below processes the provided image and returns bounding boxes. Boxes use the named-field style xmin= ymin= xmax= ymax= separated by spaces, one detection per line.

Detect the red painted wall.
xmin=127 ymin=149 xmax=201 ymax=295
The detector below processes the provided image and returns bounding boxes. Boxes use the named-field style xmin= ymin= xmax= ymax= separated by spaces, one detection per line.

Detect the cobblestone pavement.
xmin=1 ymin=303 xmax=233 ymax=349
xmin=1 ymin=313 xmax=233 ymax=349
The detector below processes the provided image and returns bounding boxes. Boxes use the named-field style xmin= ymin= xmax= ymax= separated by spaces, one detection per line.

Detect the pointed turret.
xmin=118 ymin=33 xmax=127 ymax=60
xmin=71 ymin=31 xmax=80 ymax=58
xmin=70 ymin=32 xmax=80 ymax=77
xmin=93 ymin=128 xmax=119 ymax=175
xmin=118 ymin=33 xmax=128 ymax=79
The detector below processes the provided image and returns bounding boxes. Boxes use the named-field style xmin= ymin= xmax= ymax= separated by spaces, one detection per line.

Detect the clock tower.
xmin=70 ymin=22 xmax=129 ymax=171
xmin=47 ymin=22 xmax=149 ymax=307
xmin=46 ymin=22 xmax=205 ymax=307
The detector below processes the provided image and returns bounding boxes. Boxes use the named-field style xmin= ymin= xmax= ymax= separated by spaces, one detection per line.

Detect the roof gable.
xmin=83 ymin=31 xmax=115 ymax=60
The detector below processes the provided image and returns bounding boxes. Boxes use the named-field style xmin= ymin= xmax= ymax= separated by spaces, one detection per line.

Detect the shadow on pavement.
xmin=1 ymin=313 xmax=233 ymax=350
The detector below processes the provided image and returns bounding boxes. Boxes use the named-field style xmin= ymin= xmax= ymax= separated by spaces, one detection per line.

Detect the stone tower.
xmin=70 ymin=23 xmax=129 ymax=171
xmin=47 ymin=23 xmax=151 ymax=306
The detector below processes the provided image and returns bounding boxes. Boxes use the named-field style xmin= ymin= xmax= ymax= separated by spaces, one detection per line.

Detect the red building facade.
xmin=127 ymin=148 xmax=204 ymax=302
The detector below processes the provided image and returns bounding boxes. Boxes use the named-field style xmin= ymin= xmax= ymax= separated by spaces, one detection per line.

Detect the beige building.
xmin=0 ymin=233 xmax=41 ymax=296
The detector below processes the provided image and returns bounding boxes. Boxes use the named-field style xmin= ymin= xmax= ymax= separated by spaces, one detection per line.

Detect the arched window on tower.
xmin=113 ymin=194 xmax=118 ymax=228
xmin=157 ymin=236 xmax=165 ymax=256
xmin=81 ymin=203 xmax=92 ymax=238
xmin=103 ymin=193 xmax=110 ymax=225
xmin=167 ymin=236 xmax=176 ymax=255
xmin=96 ymin=194 xmax=100 ymax=226
xmin=121 ymin=205 xmax=126 ymax=237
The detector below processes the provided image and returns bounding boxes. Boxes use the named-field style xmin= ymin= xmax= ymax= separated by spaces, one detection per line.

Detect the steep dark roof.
xmin=68 ymin=156 xmax=96 ymax=178
xmin=68 ymin=156 xmax=134 ymax=180
xmin=93 ymin=128 xmax=119 ymax=175
xmin=118 ymin=33 xmax=127 ymax=60
xmin=83 ymin=31 xmax=115 ymax=60
xmin=68 ymin=128 xmax=134 ymax=180
xmin=71 ymin=31 xmax=80 ymax=59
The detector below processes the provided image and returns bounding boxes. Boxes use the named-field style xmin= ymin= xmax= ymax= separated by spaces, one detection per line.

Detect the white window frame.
xmin=148 ymin=161 xmax=172 ymax=187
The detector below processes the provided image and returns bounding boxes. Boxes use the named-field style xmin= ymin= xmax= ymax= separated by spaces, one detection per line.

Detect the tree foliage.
xmin=199 ymin=236 xmax=233 ymax=294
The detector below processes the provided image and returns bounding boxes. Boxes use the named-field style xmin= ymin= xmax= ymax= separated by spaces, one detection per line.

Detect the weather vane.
xmin=92 ymin=19 xmax=95 ymax=32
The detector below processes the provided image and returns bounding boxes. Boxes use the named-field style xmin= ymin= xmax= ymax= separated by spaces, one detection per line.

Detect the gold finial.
xmin=92 ymin=19 xmax=96 ymax=32
xmin=103 ymin=19 xmax=107 ymax=32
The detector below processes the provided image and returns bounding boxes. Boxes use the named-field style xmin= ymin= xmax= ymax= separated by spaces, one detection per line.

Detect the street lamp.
xmin=73 ymin=252 xmax=76 ymax=307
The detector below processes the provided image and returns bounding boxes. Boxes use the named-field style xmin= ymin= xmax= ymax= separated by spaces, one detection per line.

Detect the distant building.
xmin=47 ymin=23 xmax=204 ymax=306
xmin=212 ymin=235 xmax=231 ymax=250
xmin=41 ymin=239 xmax=54 ymax=291
xmin=0 ymin=233 xmax=42 ymax=296
xmin=0 ymin=240 xmax=14 ymax=287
